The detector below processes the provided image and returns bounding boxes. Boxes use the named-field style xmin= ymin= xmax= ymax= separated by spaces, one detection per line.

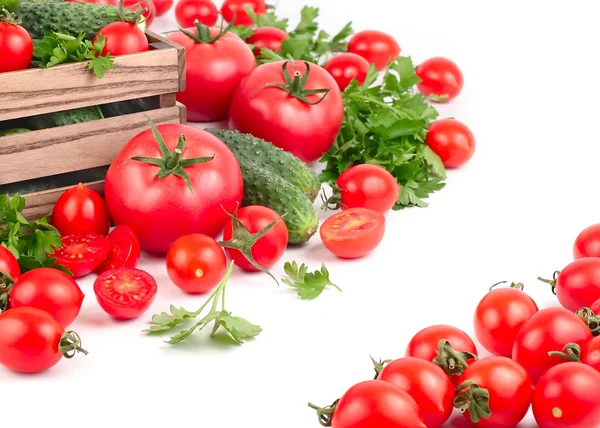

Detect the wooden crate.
xmin=0 ymin=31 xmax=186 ymax=220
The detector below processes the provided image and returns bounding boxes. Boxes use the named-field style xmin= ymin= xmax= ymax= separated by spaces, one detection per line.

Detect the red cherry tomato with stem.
xmin=333 ymin=164 xmax=399 ymax=214
xmin=416 ymin=57 xmax=464 ymax=102
xmin=94 ymin=268 xmax=157 ymax=320
xmin=220 ymin=0 xmax=266 ymax=26
xmin=51 ymin=183 xmax=110 ymax=236
xmin=348 ymin=30 xmax=400 ymax=70
xmin=541 ymin=258 xmax=600 ymax=312
xmin=96 ymin=225 xmax=141 ymax=274
xmin=246 ymin=26 xmax=289 ymax=57
xmin=320 ymin=208 xmax=385 ymax=259
xmin=94 ymin=22 xmax=149 ymax=56
xmin=53 ymin=234 xmax=110 ymax=278
xmin=123 ymin=0 xmax=156 ymax=27
xmin=324 ymin=53 xmax=370 ymax=91
xmin=425 ymin=118 xmax=476 ymax=168
xmin=175 ymin=0 xmax=218 ymax=27
xmin=591 ymin=298 xmax=600 ymax=314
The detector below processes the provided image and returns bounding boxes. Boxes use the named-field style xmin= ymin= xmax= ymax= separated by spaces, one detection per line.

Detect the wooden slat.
xmin=147 ymin=31 xmax=186 ymax=91
xmin=0 ymin=106 xmax=182 ymax=185
xmin=177 ymin=102 xmax=187 ymax=124
xmin=23 ymin=181 xmax=105 ymax=221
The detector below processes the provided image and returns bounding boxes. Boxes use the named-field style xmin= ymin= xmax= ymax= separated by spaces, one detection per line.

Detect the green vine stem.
xmin=307 ymin=400 xmax=338 ymax=427
xmin=0 ymin=270 xmax=15 ymax=312
xmin=433 ymin=339 xmax=478 ymax=378
xmin=538 ymin=270 xmax=561 ymax=295
xmin=548 ymin=343 xmax=581 ymax=362
xmin=454 ymin=380 xmax=492 ymax=423
xmin=58 ymin=331 xmax=89 ymax=359
xmin=577 ymin=307 xmax=600 ymax=336
xmin=489 ymin=280 xmax=525 ymax=292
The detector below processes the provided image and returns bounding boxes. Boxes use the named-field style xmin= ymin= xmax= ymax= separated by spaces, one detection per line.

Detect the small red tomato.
xmin=0 ymin=245 xmax=20 ymax=281
xmin=96 ymin=225 xmax=141 ymax=274
xmin=175 ymin=0 xmax=218 ymax=27
xmin=166 ymin=234 xmax=227 ymax=294
xmin=0 ymin=21 xmax=33 ymax=73
xmin=324 ymin=53 xmax=370 ymax=91
xmin=246 ymin=26 xmax=289 ymax=57
xmin=94 ymin=22 xmax=149 ymax=56
xmin=124 ymin=0 xmax=156 ymax=27
xmin=591 ymin=298 xmax=600 ymax=314
xmin=548 ymin=258 xmax=600 ymax=311
xmin=336 ymin=164 xmax=399 ymax=214
xmin=416 ymin=57 xmax=464 ymax=102
xmin=320 ymin=208 xmax=385 ymax=259
xmin=348 ymin=30 xmax=400 ymax=70
xmin=574 ymin=223 xmax=600 ymax=259
xmin=582 ymin=337 xmax=600 ymax=372
xmin=220 ymin=0 xmax=266 ymax=26
xmin=10 ymin=268 xmax=84 ymax=328
xmin=94 ymin=268 xmax=157 ymax=320
xmin=378 ymin=357 xmax=454 ymax=428
xmin=51 ymin=183 xmax=111 ymax=236
xmin=153 ymin=0 xmax=173 ymax=16
xmin=53 ymin=234 xmax=110 ymax=278
xmin=533 ymin=362 xmax=600 ymax=428
xmin=425 ymin=119 xmax=476 ymax=168
xmin=473 ymin=282 xmax=539 ymax=357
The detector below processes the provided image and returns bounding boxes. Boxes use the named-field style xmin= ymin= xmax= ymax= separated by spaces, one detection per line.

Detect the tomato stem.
xmin=548 ymin=343 xmax=582 ymax=362
xmin=453 ymin=381 xmax=491 ymax=423
xmin=179 ymin=16 xmax=234 ymax=44
xmin=0 ymin=270 xmax=15 ymax=312
xmin=320 ymin=185 xmax=343 ymax=212
xmin=370 ymin=355 xmax=393 ymax=379
xmin=0 ymin=7 xmax=20 ymax=24
xmin=537 ymin=270 xmax=560 ymax=295
xmin=433 ymin=339 xmax=477 ymax=379
xmin=58 ymin=331 xmax=89 ymax=359
xmin=578 ymin=307 xmax=600 ymax=336
xmin=489 ymin=280 xmax=525 ymax=292
xmin=307 ymin=399 xmax=338 ymax=427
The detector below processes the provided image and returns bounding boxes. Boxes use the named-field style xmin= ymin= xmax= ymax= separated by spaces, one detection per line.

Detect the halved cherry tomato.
xmin=324 ymin=52 xmax=370 ymax=91
xmin=246 ymin=27 xmax=289 ymax=57
xmin=94 ymin=268 xmax=157 ymax=320
xmin=51 ymin=183 xmax=110 ymax=236
xmin=53 ymin=234 xmax=110 ymax=278
xmin=573 ymin=223 xmax=600 ymax=259
xmin=336 ymin=164 xmax=399 ymax=213
xmin=96 ymin=225 xmax=141 ymax=274
xmin=320 ymin=208 xmax=385 ymax=259
xmin=416 ymin=57 xmax=464 ymax=102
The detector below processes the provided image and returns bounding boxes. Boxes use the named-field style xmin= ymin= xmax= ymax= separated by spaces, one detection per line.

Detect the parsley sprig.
xmin=282 ymin=261 xmax=341 ymax=300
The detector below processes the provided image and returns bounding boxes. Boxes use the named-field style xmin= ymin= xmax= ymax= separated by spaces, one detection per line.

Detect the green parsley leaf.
xmin=282 ymin=261 xmax=341 ymax=300
xmin=213 ymin=311 xmax=263 ymax=344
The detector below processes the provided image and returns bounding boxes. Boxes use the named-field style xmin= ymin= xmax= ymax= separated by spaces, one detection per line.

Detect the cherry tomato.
xmin=456 ymin=356 xmax=533 ymax=428
xmin=533 ymin=362 xmax=600 ymax=428
xmin=324 ymin=53 xmax=370 ymax=91
xmin=378 ymin=357 xmax=453 ymax=428
xmin=416 ymin=57 xmax=464 ymax=102
xmin=222 ymin=206 xmax=288 ymax=271
xmin=0 ymin=21 xmax=33 ymax=73
xmin=51 ymin=183 xmax=110 ymax=236
xmin=0 ymin=307 xmax=86 ymax=373
xmin=348 ymin=30 xmax=400 ymax=70
xmin=53 ymin=234 xmax=110 ymax=278
xmin=0 ymin=245 xmax=20 ymax=281
xmin=336 ymin=164 xmax=399 ymax=214
xmin=220 ymin=0 xmax=266 ymax=26
xmin=96 ymin=225 xmax=141 ymax=274
xmin=320 ymin=208 xmax=385 ymax=259
xmin=246 ymin=26 xmax=289 ymax=57
xmin=581 ymin=336 xmax=600 ymax=372
xmin=94 ymin=268 xmax=157 ymax=320
xmin=166 ymin=234 xmax=227 ymax=294
xmin=425 ymin=118 xmax=476 ymax=168
xmin=550 ymin=258 xmax=600 ymax=311
xmin=123 ymin=0 xmax=156 ymax=27
xmin=473 ymin=283 xmax=539 ymax=357
xmin=592 ymin=298 xmax=600 ymax=314
xmin=574 ymin=223 xmax=600 ymax=259
xmin=10 ymin=268 xmax=84 ymax=328
xmin=94 ymin=22 xmax=149 ymax=56
xmin=153 ymin=0 xmax=172 ymax=16
xmin=175 ymin=0 xmax=218 ymax=27
xmin=512 ymin=307 xmax=593 ymax=383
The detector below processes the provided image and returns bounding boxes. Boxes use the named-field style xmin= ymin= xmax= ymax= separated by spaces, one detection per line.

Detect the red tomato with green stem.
xmin=308 ymin=380 xmax=426 ymax=428
xmin=324 ymin=53 xmax=370 ymax=91
xmin=246 ymin=26 xmax=289 ymax=57
xmin=123 ymin=0 xmax=156 ymax=27
xmin=51 ymin=183 xmax=110 ymax=237
xmin=53 ymin=234 xmax=110 ymax=278
xmin=425 ymin=118 xmax=476 ymax=168
xmin=168 ymin=22 xmax=256 ymax=122
xmin=220 ymin=0 xmax=266 ymax=26
xmin=320 ymin=208 xmax=385 ymax=259
xmin=166 ymin=234 xmax=227 ymax=294
xmin=348 ymin=30 xmax=400 ymax=70
xmin=8 ymin=268 xmax=84 ymax=328
xmin=104 ymin=121 xmax=243 ymax=253
xmin=533 ymin=362 xmax=600 ymax=428
xmin=0 ymin=307 xmax=87 ymax=373
xmin=152 ymin=0 xmax=172 ymax=16
xmin=175 ymin=0 xmax=218 ymax=27
xmin=229 ymin=60 xmax=344 ymax=163
xmin=96 ymin=225 xmax=141 ymax=274
xmin=0 ymin=20 xmax=33 ymax=73
xmin=474 ymin=281 xmax=539 ymax=357
xmin=378 ymin=357 xmax=454 ymax=428
xmin=0 ymin=245 xmax=20 ymax=282
xmin=455 ymin=356 xmax=533 ymax=428
xmin=94 ymin=268 xmax=157 ymax=319
xmin=416 ymin=57 xmax=464 ymax=102
xmin=94 ymin=22 xmax=149 ymax=56
xmin=540 ymin=258 xmax=600 ymax=312
xmin=574 ymin=223 xmax=600 ymax=259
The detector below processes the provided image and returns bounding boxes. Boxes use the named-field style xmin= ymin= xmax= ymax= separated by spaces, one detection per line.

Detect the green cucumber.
xmin=239 ymin=161 xmax=318 ymax=244
xmin=206 ymin=129 xmax=321 ymax=202
xmin=0 ymin=128 xmax=30 ymax=136
xmin=23 ymin=106 xmax=103 ymax=130
xmin=100 ymin=99 xmax=149 ymax=118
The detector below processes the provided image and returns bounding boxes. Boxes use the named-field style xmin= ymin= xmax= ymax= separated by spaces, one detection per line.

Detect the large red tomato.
xmin=168 ymin=24 xmax=255 ymax=122
xmin=229 ymin=60 xmax=344 ymax=163
xmin=545 ymin=258 xmax=600 ymax=312
xmin=51 ymin=183 xmax=110 ymax=236
xmin=104 ymin=123 xmax=243 ymax=253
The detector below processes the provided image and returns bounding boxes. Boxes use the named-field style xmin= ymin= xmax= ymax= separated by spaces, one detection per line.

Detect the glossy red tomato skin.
xmin=458 ymin=356 xmax=533 ymax=428
xmin=331 ymin=380 xmax=426 ymax=428
xmin=166 ymin=234 xmax=227 ymax=294
xmin=574 ymin=223 xmax=600 ymax=259
xmin=416 ymin=57 xmax=464 ymax=102
xmin=229 ymin=60 xmax=344 ymax=163
xmin=96 ymin=225 xmax=141 ymax=274
xmin=554 ymin=258 xmax=600 ymax=311
xmin=221 ymin=0 xmax=266 ymax=26
xmin=51 ymin=183 xmax=110 ymax=236
xmin=94 ymin=268 xmax=158 ymax=320
xmin=0 ymin=22 xmax=33 ymax=73
xmin=10 ymin=268 xmax=84 ymax=328
xmin=153 ymin=0 xmax=173 ymax=16
xmin=512 ymin=307 xmax=593 ymax=383
xmin=582 ymin=336 xmax=600 ymax=372
xmin=324 ymin=53 xmax=370 ymax=91
xmin=474 ymin=287 xmax=539 ymax=357
xmin=320 ymin=208 xmax=385 ymax=259
xmin=378 ymin=357 xmax=454 ymax=428
xmin=425 ymin=119 xmax=475 ymax=168
xmin=0 ymin=245 xmax=20 ymax=281
xmin=175 ymin=0 xmax=218 ymax=27
xmin=246 ymin=27 xmax=289 ymax=56
xmin=348 ymin=30 xmax=400 ymax=70
xmin=592 ymin=298 xmax=600 ymax=314
xmin=54 ymin=233 xmax=110 ymax=278
xmin=222 ymin=206 xmax=288 ymax=271
xmin=336 ymin=164 xmax=399 ymax=213
xmin=104 ymin=124 xmax=244 ymax=253
xmin=533 ymin=362 xmax=600 ymax=428
xmin=168 ymin=28 xmax=255 ymax=122
xmin=0 ymin=307 xmax=64 ymax=373
xmin=94 ymin=22 xmax=149 ymax=56
xmin=124 ymin=0 xmax=156 ymax=27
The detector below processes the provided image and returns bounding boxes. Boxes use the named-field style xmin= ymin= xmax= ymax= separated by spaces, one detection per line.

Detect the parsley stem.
xmin=347 ymin=94 xmax=411 ymax=119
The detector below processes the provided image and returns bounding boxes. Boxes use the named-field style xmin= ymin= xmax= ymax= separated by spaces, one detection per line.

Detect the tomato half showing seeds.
xmin=324 ymin=52 xmax=370 ymax=91
xmin=416 ymin=57 xmax=464 ymax=102
xmin=348 ymin=30 xmax=400 ymax=70
xmin=94 ymin=268 xmax=157 ymax=320
xmin=378 ymin=357 xmax=454 ymax=428
xmin=0 ymin=245 xmax=20 ymax=281
xmin=53 ymin=234 xmax=110 ymax=278
xmin=51 ymin=183 xmax=111 ymax=236
xmin=547 ymin=258 xmax=600 ymax=312
xmin=96 ymin=225 xmax=141 ymax=274
xmin=335 ymin=164 xmax=399 ymax=214
xmin=246 ymin=26 xmax=289 ymax=57
xmin=175 ymin=0 xmax=218 ymax=27
xmin=10 ymin=268 xmax=84 ymax=328
xmin=574 ymin=223 xmax=600 ymax=259
xmin=320 ymin=208 xmax=385 ymax=259
xmin=425 ymin=118 xmax=476 ymax=169
xmin=533 ymin=362 xmax=600 ymax=428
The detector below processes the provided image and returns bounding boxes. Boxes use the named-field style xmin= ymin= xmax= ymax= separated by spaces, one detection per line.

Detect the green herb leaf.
xmin=213 ymin=310 xmax=263 ymax=344
xmin=282 ymin=261 xmax=341 ymax=300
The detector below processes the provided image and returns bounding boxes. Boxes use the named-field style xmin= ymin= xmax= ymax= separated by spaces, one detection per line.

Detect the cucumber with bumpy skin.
xmin=100 ymin=99 xmax=149 ymax=118
xmin=23 ymin=106 xmax=104 ymax=130
xmin=0 ymin=128 xmax=30 ymax=136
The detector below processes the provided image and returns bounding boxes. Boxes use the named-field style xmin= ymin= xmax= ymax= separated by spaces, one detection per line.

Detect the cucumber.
xmin=23 ymin=106 xmax=104 ymax=130
xmin=100 ymin=99 xmax=149 ymax=118
xmin=0 ymin=128 xmax=30 ymax=136
xmin=206 ymin=129 xmax=321 ymax=202
xmin=239 ymin=161 xmax=318 ymax=244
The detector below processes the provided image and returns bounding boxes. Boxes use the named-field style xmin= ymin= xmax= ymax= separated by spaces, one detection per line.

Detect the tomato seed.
xmin=552 ymin=407 xmax=563 ymax=418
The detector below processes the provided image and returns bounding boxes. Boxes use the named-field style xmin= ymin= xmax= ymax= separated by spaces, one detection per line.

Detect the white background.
xmin=4 ymin=1 xmax=600 ymax=427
